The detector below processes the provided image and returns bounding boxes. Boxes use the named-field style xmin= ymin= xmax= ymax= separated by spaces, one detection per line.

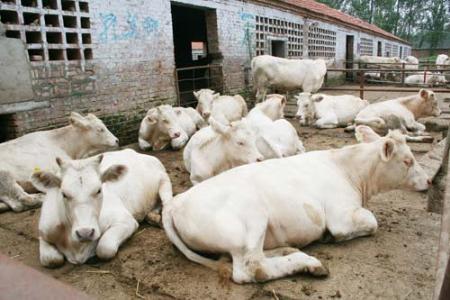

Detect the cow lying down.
xmin=183 ymin=117 xmax=263 ymax=185
xmin=247 ymin=94 xmax=305 ymax=159
xmin=194 ymin=89 xmax=248 ymax=124
xmin=138 ymin=105 xmax=205 ymax=151
xmin=0 ymin=112 xmax=119 ymax=213
xmin=295 ymin=92 xmax=369 ymax=128
xmin=163 ymin=126 xmax=430 ymax=283
xmin=351 ymin=89 xmax=441 ymax=142
xmin=32 ymin=149 xmax=172 ymax=266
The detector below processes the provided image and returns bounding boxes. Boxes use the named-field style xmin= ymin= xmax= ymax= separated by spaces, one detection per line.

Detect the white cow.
xmin=359 ymin=55 xmax=402 ymax=66
xmin=162 ymin=127 xmax=430 ymax=283
xmin=138 ymin=105 xmax=203 ymax=151
xmin=354 ymin=89 xmax=441 ymax=139
xmin=247 ymin=96 xmax=305 ymax=159
xmin=194 ymin=89 xmax=248 ymax=124
xmin=32 ymin=149 xmax=172 ymax=267
xmin=436 ymin=54 xmax=450 ymax=70
xmin=0 ymin=112 xmax=119 ymax=212
xmin=405 ymin=72 xmax=446 ymax=85
xmin=183 ymin=118 xmax=263 ymax=185
xmin=295 ymin=92 xmax=369 ymax=128
xmin=251 ymin=55 xmax=329 ymax=102
xmin=403 ymin=56 xmax=419 ymax=70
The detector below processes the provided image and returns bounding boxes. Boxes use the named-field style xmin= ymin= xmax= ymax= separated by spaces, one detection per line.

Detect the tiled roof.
xmin=280 ymin=0 xmax=409 ymax=44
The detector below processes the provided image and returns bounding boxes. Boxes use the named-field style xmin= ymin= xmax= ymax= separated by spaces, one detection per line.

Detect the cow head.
xmin=209 ymin=117 xmax=264 ymax=165
xmin=417 ymin=89 xmax=441 ymax=117
xmin=295 ymin=92 xmax=319 ymax=126
xmin=70 ymin=112 xmax=119 ymax=156
xmin=194 ymin=89 xmax=220 ymax=119
xmin=32 ymin=155 xmax=127 ymax=250
xmin=145 ymin=105 xmax=188 ymax=149
xmin=355 ymin=125 xmax=430 ymax=192
xmin=256 ymin=94 xmax=286 ymax=121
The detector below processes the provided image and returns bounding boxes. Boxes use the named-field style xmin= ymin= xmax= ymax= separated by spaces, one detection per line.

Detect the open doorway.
xmin=346 ymin=35 xmax=354 ymax=80
xmin=171 ymin=3 xmax=222 ymax=107
xmin=271 ymin=40 xmax=286 ymax=58
xmin=0 ymin=114 xmax=17 ymax=143
xmin=377 ymin=41 xmax=382 ymax=56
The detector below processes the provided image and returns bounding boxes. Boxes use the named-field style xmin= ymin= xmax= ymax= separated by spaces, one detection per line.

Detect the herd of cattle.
xmin=0 ymin=54 xmax=446 ymax=284
xmin=360 ymin=54 xmax=450 ymax=85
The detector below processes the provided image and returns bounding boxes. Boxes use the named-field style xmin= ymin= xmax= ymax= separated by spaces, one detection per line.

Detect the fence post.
xmin=401 ymin=62 xmax=405 ymax=86
xmin=359 ymin=70 xmax=364 ymax=99
xmin=424 ymin=65 xmax=428 ymax=84
xmin=174 ymin=68 xmax=180 ymax=106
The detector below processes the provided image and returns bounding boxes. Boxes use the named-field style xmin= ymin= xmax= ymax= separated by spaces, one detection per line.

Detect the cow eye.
xmin=62 ymin=192 xmax=71 ymax=199
xmin=98 ymin=128 xmax=105 ymax=133
xmin=96 ymin=188 xmax=102 ymax=195
xmin=237 ymin=141 xmax=245 ymax=146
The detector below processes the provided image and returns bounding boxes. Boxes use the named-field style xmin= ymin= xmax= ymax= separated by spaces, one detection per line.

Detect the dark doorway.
xmin=271 ymin=40 xmax=286 ymax=58
xmin=171 ymin=3 xmax=222 ymax=106
xmin=0 ymin=114 xmax=17 ymax=143
xmin=399 ymin=46 xmax=403 ymax=59
xmin=346 ymin=35 xmax=354 ymax=80
xmin=377 ymin=41 xmax=382 ymax=56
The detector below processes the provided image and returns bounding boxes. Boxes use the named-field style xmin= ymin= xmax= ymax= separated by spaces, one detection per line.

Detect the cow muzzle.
xmin=75 ymin=227 xmax=96 ymax=242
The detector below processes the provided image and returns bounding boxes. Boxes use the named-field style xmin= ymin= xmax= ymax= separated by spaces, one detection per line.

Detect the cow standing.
xmin=251 ymin=55 xmax=329 ymax=102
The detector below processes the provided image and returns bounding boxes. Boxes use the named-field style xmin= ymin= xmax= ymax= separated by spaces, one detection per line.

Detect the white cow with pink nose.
xmin=163 ymin=126 xmax=430 ymax=283
xmin=138 ymin=105 xmax=204 ymax=151
xmin=32 ymin=149 xmax=172 ymax=267
xmin=194 ymin=89 xmax=248 ymax=124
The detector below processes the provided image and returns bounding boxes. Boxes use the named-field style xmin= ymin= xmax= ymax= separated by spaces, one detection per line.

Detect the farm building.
xmin=0 ymin=0 xmax=412 ymax=144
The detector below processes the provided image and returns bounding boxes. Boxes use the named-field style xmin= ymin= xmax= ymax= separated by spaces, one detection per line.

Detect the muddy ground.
xmin=0 ymin=89 xmax=448 ymax=299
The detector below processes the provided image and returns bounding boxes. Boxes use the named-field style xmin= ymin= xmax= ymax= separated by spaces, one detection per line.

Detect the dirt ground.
xmin=0 ymin=89 xmax=449 ymax=300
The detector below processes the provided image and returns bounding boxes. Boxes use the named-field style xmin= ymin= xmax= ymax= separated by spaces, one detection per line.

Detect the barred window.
xmin=384 ymin=43 xmax=393 ymax=57
xmin=255 ymin=16 xmax=303 ymax=58
xmin=307 ymin=26 xmax=336 ymax=58
xmin=0 ymin=0 xmax=92 ymax=63
xmin=392 ymin=44 xmax=399 ymax=57
xmin=360 ymin=38 xmax=373 ymax=56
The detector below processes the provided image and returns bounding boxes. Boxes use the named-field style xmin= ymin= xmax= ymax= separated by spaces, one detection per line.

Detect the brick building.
xmin=0 ymin=0 xmax=411 ymax=144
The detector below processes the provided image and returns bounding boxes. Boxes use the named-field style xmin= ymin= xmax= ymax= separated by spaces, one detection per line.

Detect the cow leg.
xmin=0 ymin=195 xmax=24 ymax=212
xmin=264 ymin=247 xmax=300 ymax=257
xmin=315 ymin=115 xmax=339 ymax=129
xmin=96 ymin=216 xmax=138 ymax=260
xmin=0 ymin=202 xmax=9 ymax=212
xmin=229 ymin=223 xmax=327 ymax=283
xmin=39 ymin=238 xmax=64 ymax=267
xmin=326 ymin=206 xmax=378 ymax=242
xmin=354 ymin=117 xmax=386 ymax=131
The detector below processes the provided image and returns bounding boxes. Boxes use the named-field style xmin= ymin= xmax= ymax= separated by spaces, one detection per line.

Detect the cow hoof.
xmin=96 ymin=244 xmax=118 ymax=260
xmin=309 ymin=264 xmax=329 ymax=277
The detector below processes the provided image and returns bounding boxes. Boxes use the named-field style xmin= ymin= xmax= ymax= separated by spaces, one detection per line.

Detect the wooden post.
xmin=174 ymin=68 xmax=181 ymax=106
xmin=401 ymin=62 xmax=405 ymax=86
xmin=433 ymin=129 xmax=450 ymax=300
xmin=359 ymin=70 xmax=364 ymax=99
xmin=424 ymin=64 xmax=428 ymax=84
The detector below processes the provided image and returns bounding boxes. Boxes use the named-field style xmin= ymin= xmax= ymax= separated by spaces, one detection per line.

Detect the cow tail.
xmin=160 ymin=174 xmax=226 ymax=272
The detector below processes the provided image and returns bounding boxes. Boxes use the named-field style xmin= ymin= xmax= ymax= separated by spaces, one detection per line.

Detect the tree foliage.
xmin=316 ymin=0 xmax=450 ymax=49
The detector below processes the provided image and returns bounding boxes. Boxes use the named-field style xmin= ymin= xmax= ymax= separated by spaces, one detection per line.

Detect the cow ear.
xmin=101 ymin=165 xmax=127 ymax=183
xmin=209 ymin=117 xmax=230 ymax=136
xmin=355 ymin=125 xmax=381 ymax=143
xmin=174 ymin=108 xmax=182 ymax=116
xmin=380 ymin=139 xmax=396 ymax=161
xmin=145 ymin=108 xmax=158 ymax=124
xmin=70 ymin=112 xmax=90 ymax=129
xmin=312 ymin=95 xmax=324 ymax=102
xmin=280 ymin=96 xmax=286 ymax=105
xmin=213 ymin=93 xmax=220 ymax=99
xmin=193 ymin=91 xmax=200 ymax=98
xmin=31 ymin=171 xmax=61 ymax=192
xmin=56 ymin=157 xmax=67 ymax=169
xmin=419 ymin=89 xmax=429 ymax=99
